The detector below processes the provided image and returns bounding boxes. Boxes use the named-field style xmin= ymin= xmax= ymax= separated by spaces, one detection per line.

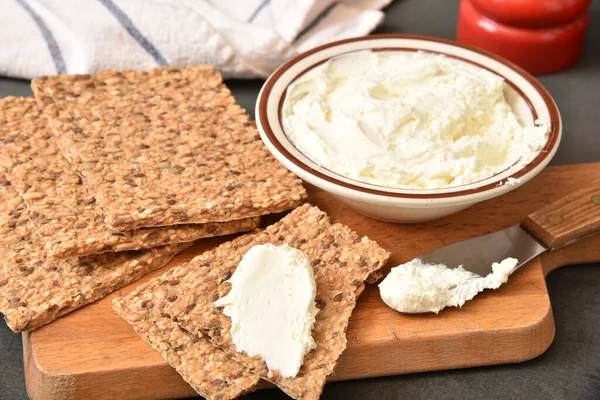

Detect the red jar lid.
xmin=471 ymin=0 xmax=591 ymax=27
xmin=457 ymin=0 xmax=590 ymax=75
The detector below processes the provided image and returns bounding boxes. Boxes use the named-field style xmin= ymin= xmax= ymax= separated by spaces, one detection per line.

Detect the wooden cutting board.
xmin=22 ymin=163 xmax=600 ymax=400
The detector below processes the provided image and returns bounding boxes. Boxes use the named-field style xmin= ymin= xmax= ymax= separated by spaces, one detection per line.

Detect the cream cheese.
xmin=379 ymin=257 xmax=518 ymax=314
xmin=283 ymin=50 xmax=550 ymax=189
xmin=214 ymin=243 xmax=318 ymax=378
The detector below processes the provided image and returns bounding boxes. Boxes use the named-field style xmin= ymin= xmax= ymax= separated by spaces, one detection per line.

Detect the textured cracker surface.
xmin=141 ymin=204 xmax=391 ymax=400
xmin=32 ymin=66 xmax=306 ymax=231
xmin=113 ymin=277 xmax=260 ymax=400
xmin=0 ymin=179 xmax=190 ymax=332
xmin=0 ymin=97 xmax=259 ymax=258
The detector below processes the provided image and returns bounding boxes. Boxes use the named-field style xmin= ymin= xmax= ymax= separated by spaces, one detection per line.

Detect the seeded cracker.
xmin=133 ymin=204 xmax=390 ymax=399
xmin=0 ymin=178 xmax=191 ymax=332
xmin=113 ymin=277 xmax=260 ymax=400
xmin=0 ymin=97 xmax=259 ymax=258
xmin=32 ymin=66 xmax=306 ymax=232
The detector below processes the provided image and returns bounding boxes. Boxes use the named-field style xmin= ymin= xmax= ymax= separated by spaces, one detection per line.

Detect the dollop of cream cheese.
xmin=379 ymin=257 xmax=518 ymax=314
xmin=283 ymin=50 xmax=550 ymax=189
xmin=214 ymin=243 xmax=319 ymax=378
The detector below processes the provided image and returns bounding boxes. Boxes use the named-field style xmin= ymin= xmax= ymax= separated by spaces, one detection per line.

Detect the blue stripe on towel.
xmin=247 ymin=0 xmax=271 ymax=23
xmin=15 ymin=0 xmax=67 ymax=74
xmin=97 ymin=0 xmax=168 ymax=66
xmin=296 ymin=3 xmax=336 ymax=40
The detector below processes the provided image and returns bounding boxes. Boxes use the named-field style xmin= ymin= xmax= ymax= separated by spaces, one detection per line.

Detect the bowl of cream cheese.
xmin=256 ymin=34 xmax=561 ymax=223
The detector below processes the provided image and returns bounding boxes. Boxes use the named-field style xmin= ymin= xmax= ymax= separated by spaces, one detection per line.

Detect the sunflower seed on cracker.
xmin=0 ymin=97 xmax=259 ymax=258
xmin=0 ymin=177 xmax=191 ymax=332
xmin=128 ymin=204 xmax=390 ymax=400
xmin=32 ymin=66 xmax=306 ymax=232
xmin=113 ymin=275 xmax=261 ymax=400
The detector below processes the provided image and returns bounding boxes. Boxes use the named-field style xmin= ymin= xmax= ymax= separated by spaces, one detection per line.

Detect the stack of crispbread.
xmin=114 ymin=204 xmax=391 ymax=399
xmin=0 ymin=65 xmax=306 ymax=333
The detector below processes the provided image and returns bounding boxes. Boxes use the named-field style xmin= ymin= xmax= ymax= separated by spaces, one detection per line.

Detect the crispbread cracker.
xmin=137 ymin=204 xmax=390 ymax=399
xmin=0 ymin=179 xmax=191 ymax=332
xmin=32 ymin=66 xmax=306 ymax=232
xmin=113 ymin=277 xmax=260 ymax=400
xmin=0 ymin=97 xmax=259 ymax=258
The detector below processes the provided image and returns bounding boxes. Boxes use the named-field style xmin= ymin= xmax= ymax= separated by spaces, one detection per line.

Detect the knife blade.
xmin=420 ymin=225 xmax=547 ymax=277
xmin=418 ymin=183 xmax=600 ymax=277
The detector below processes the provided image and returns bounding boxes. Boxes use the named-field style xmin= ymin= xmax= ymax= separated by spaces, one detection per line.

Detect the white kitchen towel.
xmin=0 ymin=0 xmax=392 ymax=80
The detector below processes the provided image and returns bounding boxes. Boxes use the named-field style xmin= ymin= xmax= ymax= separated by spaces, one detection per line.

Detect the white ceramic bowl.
xmin=256 ymin=34 xmax=562 ymax=223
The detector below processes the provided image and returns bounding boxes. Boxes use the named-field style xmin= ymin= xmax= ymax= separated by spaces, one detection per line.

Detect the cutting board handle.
xmin=541 ymin=231 xmax=600 ymax=275
xmin=522 ymin=183 xmax=600 ymax=249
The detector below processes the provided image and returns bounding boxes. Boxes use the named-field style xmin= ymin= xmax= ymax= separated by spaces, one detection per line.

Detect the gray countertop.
xmin=1 ymin=1 xmax=600 ymax=399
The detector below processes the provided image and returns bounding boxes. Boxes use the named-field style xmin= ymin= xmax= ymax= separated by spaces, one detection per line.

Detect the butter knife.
xmin=418 ymin=184 xmax=600 ymax=276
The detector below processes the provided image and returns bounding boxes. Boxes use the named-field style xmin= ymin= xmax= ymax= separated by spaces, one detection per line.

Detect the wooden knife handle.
xmin=522 ymin=183 xmax=600 ymax=249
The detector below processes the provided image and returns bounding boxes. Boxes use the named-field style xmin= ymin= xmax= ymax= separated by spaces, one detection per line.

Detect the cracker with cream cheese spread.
xmin=31 ymin=66 xmax=306 ymax=232
xmin=0 ymin=97 xmax=259 ymax=258
xmin=122 ymin=204 xmax=390 ymax=400
xmin=0 ymin=176 xmax=191 ymax=332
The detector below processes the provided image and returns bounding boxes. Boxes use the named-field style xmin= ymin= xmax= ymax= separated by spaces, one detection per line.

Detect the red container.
xmin=457 ymin=0 xmax=590 ymax=75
